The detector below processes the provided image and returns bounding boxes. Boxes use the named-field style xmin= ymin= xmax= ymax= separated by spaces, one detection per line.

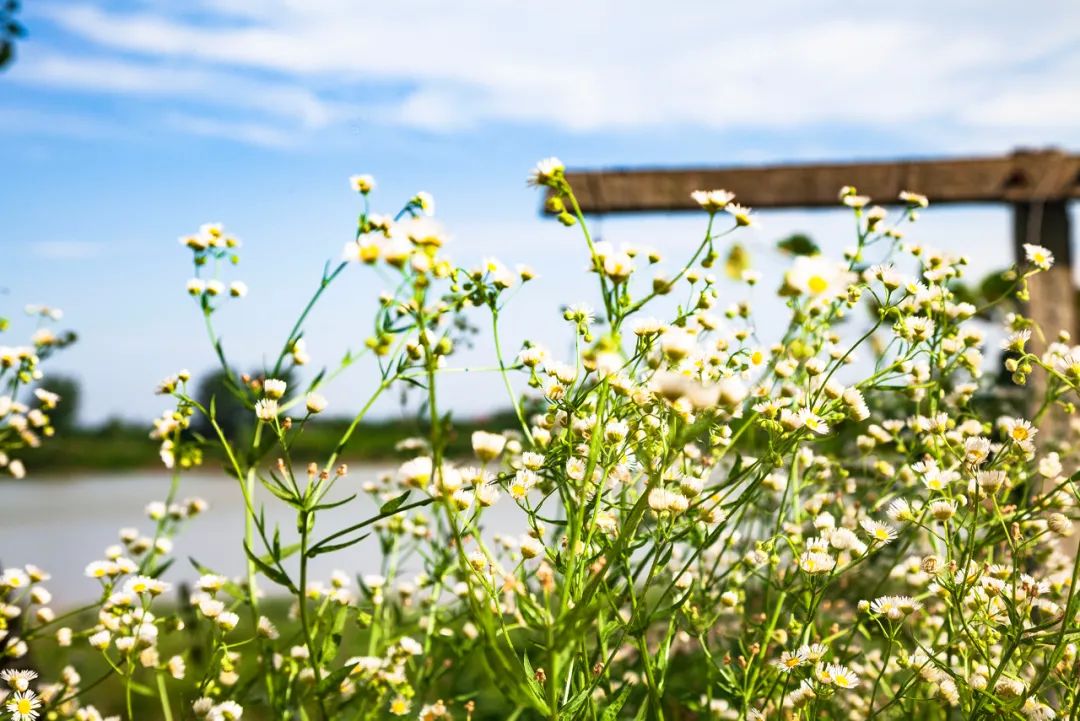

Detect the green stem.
xmin=272 ymin=261 xmax=347 ymax=376
xmin=298 ymin=508 xmax=328 ymax=720
xmin=492 ymin=309 xmax=533 ymax=444
xmin=156 ymin=672 xmax=174 ymax=721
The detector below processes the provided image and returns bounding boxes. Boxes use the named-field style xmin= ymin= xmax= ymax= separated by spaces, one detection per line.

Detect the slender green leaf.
xmin=380 ymin=490 xmax=411 ymax=515
xmin=243 ymin=541 xmax=295 ymax=591
xmin=307 ymin=533 xmax=369 ymax=558
xmin=600 ymin=685 xmax=633 ymax=721
xmin=311 ymin=493 xmax=358 ymax=512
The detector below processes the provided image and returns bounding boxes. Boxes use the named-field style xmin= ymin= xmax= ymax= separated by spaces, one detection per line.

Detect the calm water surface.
xmin=0 ymin=467 xmax=527 ymax=604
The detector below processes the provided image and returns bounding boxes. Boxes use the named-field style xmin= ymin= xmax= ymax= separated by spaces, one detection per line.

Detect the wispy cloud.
xmin=15 ymin=1 xmax=1080 ymax=148
xmin=0 ymin=105 xmax=123 ymax=139
xmin=30 ymin=241 xmax=104 ymax=260
xmin=10 ymin=49 xmax=338 ymax=128
xmin=164 ymin=112 xmax=295 ymax=147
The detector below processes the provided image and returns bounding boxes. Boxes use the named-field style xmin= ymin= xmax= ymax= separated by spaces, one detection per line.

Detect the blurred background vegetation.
xmin=16 ymin=234 xmax=1033 ymax=475
xmin=21 ymin=365 xmax=523 ymax=473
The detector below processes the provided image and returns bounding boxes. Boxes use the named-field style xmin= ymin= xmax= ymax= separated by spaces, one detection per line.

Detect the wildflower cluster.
xmin=4 ymin=163 xmax=1080 ymax=721
xmin=0 ymin=304 xmax=73 ymax=478
xmin=180 ymin=223 xmax=247 ymax=301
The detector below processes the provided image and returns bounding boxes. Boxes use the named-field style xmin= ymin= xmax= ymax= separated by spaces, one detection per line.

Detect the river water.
xmin=0 ymin=468 xmax=528 ymax=604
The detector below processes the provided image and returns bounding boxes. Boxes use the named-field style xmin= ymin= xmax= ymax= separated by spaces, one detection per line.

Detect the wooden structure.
xmin=549 ymin=148 xmax=1079 ymax=363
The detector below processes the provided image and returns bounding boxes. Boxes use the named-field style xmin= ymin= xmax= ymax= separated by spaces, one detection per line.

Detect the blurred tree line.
xmin=19 ymin=368 xmax=522 ymax=474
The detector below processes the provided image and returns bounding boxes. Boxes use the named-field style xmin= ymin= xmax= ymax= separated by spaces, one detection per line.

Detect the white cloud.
xmin=0 ymin=105 xmax=122 ymax=139
xmin=962 ymin=88 xmax=1080 ymax=130
xmin=18 ymin=0 xmax=1080 ymax=146
xmin=11 ymin=49 xmax=338 ymax=128
xmin=31 ymin=241 xmax=103 ymax=260
xmin=164 ymin=113 xmax=295 ymax=147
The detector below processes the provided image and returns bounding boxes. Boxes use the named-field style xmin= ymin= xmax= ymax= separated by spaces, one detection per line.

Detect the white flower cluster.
xmin=4 ymin=164 xmax=1079 ymax=720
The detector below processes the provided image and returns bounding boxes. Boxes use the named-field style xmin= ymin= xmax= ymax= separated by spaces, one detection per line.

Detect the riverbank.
xmin=19 ymin=410 xmax=523 ymax=473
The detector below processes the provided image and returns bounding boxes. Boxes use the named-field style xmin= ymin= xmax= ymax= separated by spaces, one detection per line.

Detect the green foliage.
xmin=37 ymin=374 xmax=80 ymax=432
xmin=776 ymin=232 xmax=820 ymax=256
xmin=0 ymin=1 xmax=25 ymax=70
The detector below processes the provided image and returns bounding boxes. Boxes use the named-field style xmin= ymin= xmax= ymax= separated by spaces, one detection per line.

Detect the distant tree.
xmin=0 ymin=1 xmax=26 ymax=70
xmin=194 ymin=367 xmax=297 ymax=439
xmin=194 ymin=368 xmax=250 ymax=439
xmin=37 ymin=374 xmax=80 ymax=432
xmin=776 ymin=233 xmax=820 ymax=257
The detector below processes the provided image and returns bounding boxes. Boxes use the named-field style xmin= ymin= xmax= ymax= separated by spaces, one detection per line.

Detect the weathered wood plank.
xmin=1013 ymin=201 xmax=1076 ymax=438
xmin=552 ymin=149 xmax=1080 ymax=213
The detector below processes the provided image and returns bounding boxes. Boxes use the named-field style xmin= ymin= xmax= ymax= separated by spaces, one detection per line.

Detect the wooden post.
xmin=1013 ymin=200 xmax=1075 ymax=439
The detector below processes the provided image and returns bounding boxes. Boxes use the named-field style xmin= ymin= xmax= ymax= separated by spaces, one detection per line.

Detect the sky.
xmin=4 ymin=0 xmax=1080 ymax=425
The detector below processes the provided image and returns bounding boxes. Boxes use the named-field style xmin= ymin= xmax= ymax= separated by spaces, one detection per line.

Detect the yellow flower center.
xmin=808 ymin=275 xmax=829 ymax=294
xmin=1012 ymin=427 xmax=1028 ymax=441
xmin=750 ymin=350 xmax=764 ymax=365
xmin=17 ymin=699 xmax=32 ymax=713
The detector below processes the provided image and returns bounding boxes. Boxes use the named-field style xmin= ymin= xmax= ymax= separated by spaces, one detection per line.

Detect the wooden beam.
xmin=552 ymin=149 xmax=1080 ymax=214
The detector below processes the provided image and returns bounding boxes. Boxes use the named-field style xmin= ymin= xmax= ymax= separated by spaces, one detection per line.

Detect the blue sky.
xmin=5 ymin=0 xmax=1080 ymax=424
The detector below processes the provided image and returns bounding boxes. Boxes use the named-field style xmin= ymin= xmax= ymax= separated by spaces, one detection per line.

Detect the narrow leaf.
xmin=380 ymin=490 xmax=411 ymax=516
